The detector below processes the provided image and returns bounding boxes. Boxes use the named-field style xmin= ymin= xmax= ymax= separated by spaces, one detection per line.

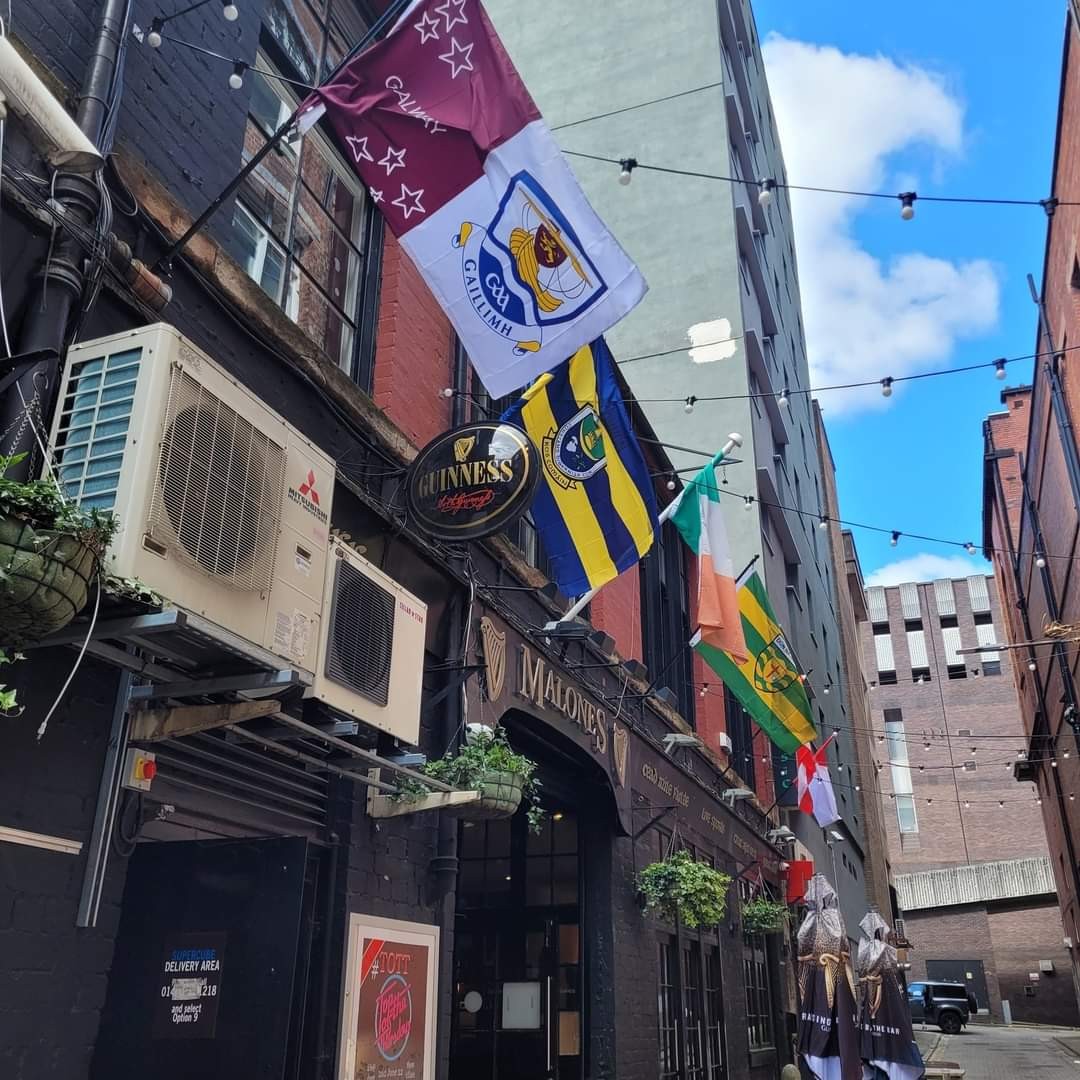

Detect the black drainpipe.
xmin=431 ymin=585 xmax=466 ymax=1080
xmin=0 ymin=0 xmax=127 ymax=476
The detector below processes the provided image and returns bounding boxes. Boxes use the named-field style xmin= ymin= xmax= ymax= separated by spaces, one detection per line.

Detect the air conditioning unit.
xmin=310 ymin=538 xmax=427 ymax=744
xmin=48 ymin=323 xmax=334 ymax=670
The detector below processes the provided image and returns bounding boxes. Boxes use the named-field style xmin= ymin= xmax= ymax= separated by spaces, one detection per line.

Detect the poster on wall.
xmin=152 ymin=931 xmax=227 ymax=1039
xmin=338 ymin=914 xmax=439 ymax=1080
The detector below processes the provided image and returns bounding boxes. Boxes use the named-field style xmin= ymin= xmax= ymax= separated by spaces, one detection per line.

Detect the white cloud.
xmin=864 ymin=552 xmax=986 ymax=588
xmin=760 ymin=36 xmax=1000 ymax=415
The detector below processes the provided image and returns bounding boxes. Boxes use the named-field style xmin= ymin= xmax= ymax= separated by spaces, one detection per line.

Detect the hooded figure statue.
xmin=856 ymin=911 xmax=925 ymax=1080
xmin=796 ymin=874 xmax=862 ymax=1080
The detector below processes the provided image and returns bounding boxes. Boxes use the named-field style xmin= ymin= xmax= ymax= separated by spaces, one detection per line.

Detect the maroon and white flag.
xmin=299 ymin=0 xmax=646 ymax=397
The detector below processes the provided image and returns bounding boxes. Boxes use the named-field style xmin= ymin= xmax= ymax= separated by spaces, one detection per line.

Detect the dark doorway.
xmin=92 ymin=836 xmax=309 ymax=1079
xmin=926 ymin=959 xmax=990 ymax=1014
xmin=451 ymin=809 xmax=583 ymax=1080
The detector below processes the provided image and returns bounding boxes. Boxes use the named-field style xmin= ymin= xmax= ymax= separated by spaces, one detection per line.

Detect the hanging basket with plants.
xmin=0 ymin=454 xmax=117 ymax=647
xmin=741 ymin=896 xmax=789 ymax=934
xmin=398 ymin=725 xmax=544 ymax=832
xmin=638 ymin=849 xmax=733 ymax=929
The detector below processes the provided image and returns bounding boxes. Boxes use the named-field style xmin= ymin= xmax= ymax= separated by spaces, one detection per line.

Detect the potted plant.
xmin=400 ymin=725 xmax=545 ymax=832
xmin=0 ymin=453 xmax=117 ymax=646
xmin=638 ymin=849 xmax=733 ymax=929
xmin=741 ymin=896 xmax=789 ymax=934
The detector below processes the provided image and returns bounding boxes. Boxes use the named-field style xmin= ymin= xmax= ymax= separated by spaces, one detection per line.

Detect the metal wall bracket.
xmin=365 ymin=768 xmax=480 ymax=819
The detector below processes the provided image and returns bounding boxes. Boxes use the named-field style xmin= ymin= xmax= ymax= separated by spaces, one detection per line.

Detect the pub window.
xmin=640 ymin=521 xmax=696 ymax=724
xmin=231 ymin=40 xmax=381 ymax=388
xmin=741 ymin=882 xmax=774 ymax=1049
xmin=725 ymin=685 xmax=756 ymax=791
xmin=657 ymin=938 xmax=680 ymax=1080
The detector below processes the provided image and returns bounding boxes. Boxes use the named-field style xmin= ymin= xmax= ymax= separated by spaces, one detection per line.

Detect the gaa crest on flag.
xmin=453 ymin=171 xmax=608 ymax=356
xmin=541 ymin=405 xmax=608 ymax=490
xmin=754 ymin=632 xmax=799 ymax=694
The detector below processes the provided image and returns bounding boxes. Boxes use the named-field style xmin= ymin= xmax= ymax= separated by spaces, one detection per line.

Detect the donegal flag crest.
xmin=694 ymin=570 xmax=817 ymax=754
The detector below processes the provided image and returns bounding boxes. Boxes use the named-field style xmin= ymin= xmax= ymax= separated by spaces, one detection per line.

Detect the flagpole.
xmin=546 ymin=432 xmax=743 ymax=628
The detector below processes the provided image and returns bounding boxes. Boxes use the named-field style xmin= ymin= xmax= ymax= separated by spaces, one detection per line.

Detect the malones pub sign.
xmin=405 ymin=421 xmax=539 ymax=540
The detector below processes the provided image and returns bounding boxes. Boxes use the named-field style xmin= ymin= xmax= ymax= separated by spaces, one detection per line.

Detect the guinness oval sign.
xmin=405 ymin=421 xmax=540 ymax=540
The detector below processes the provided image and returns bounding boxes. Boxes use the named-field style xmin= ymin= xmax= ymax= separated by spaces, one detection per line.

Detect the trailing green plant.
xmin=638 ymin=849 xmax=732 ymax=929
xmin=0 ymin=648 xmax=23 ymax=715
xmin=741 ymin=896 xmax=789 ymax=934
xmin=397 ymin=726 xmax=545 ymax=832
xmin=103 ymin=575 xmax=164 ymax=606
xmin=0 ymin=454 xmax=117 ymax=556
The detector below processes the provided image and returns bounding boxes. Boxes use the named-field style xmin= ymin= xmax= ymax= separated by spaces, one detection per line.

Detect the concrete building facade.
xmin=486 ymin=0 xmax=872 ymax=936
xmin=859 ymin=575 xmax=1078 ymax=1026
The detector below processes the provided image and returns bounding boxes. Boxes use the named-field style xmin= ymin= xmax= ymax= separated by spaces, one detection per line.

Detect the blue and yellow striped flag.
xmin=502 ymin=339 xmax=657 ymax=597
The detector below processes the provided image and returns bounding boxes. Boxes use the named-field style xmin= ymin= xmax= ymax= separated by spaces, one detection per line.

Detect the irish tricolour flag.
xmin=670 ymin=461 xmax=748 ymax=663
xmin=695 ymin=570 xmax=818 ymax=754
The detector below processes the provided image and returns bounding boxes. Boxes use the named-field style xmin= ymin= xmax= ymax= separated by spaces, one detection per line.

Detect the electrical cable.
xmin=560 ymin=148 xmax=1078 ymax=211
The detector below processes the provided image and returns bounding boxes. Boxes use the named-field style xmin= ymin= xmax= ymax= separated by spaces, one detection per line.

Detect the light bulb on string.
xmin=1029 ymin=659 xmax=1038 ymax=672
xmin=666 ymin=474 xmax=677 ymax=491
xmin=1036 ymin=553 xmax=1047 ymax=569
xmin=147 ymin=17 xmax=164 ymax=47
xmin=818 ymin=516 xmax=829 ymax=531
xmin=1071 ymin=793 xmax=1075 ymax=802
xmin=1053 ymin=759 xmax=1059 ymax=768
xmin=440 ymin=387 xmax=454 ymax=398
xmin=899 ymin=192 xmax=916 ymax=220
xmin=823 ymin=684 xmax=830 ymax=695
xmin=971 ymin=747 xmax=977 ymax=756
xmin=964 ymin=800 xmax=970 ymax=809
xmin=700 ymin=685 xmax=708 ymax=698
xmin=778 ymin=387 xmax=789 ymax=409
xmin=998 ymin=800 xmax=1005 ymax=808
xmin=965 ymin=542 xmax=977 ymax=555
xmin=1038 ymin=797 xmax=1043 ymax=805
xmin=743 ymin=495 xmax=754 ymax=511
xmin=1066 ymin=750 xmax=1072 ymax=760
xmin=757 ymin=178 xmax=775 ymax=208
xmin=222 ymin=0 xmax=239 ymax=19
xmin=890 ymin=531 xmax=900 ymax=547
xmin=617 ymin=158 xmax=637 ymax=186
xmin=995 ymin=358 xmax=1007 ymax=381
xmin=926 ymin=797 xmax=933 ymax=805
xmin=881 ymin=377 xmax=894 ymax=398
xmin=684 ymin=395 xmax=697 ymax=414
xmin=855 ymin=784 xmax=861 ymax=792
xmin=228 ymin=61 xmax=245 ymax=90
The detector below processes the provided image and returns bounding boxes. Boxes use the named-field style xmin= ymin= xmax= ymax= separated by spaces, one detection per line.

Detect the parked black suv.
xmin=906 ymin=980 xmax=979 ymax=1034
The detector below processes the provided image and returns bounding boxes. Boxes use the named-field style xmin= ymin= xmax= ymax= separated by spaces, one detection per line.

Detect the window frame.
xmin=233 ymin=23 xmax=384 ymax=390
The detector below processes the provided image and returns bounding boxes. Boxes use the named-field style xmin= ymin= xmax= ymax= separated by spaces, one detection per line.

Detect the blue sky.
xmin=753 ymin=1 xmax=1067 ymax=584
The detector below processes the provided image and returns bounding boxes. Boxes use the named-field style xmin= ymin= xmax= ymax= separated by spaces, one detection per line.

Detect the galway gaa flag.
xmin=300 ymin=0 xmax=646 ymax=398
xmin=501 ymin=339 xmax=657 ymax=597
xmin=796 ymin=737 xmax=841 ymax=828
xmin=693 ymin=571 xmax=817 ymax=754
xmin=670 ymin=460 xmax=748 ymax=663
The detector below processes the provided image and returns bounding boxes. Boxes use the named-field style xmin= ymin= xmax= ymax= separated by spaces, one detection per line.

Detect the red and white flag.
xmin=795 ymin=736 xmax=841 ymax=828
xmin=300 ymin=0 xmax=647 ymax=398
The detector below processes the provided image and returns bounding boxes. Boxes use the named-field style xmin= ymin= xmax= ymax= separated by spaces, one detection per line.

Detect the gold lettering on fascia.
xmin=516 ymin=646 xmax=608 ymax=754
xmin=733 ymin=833 xmax=756 ymax=858
xmin=639 ymin=761 xmax=691 ymax=810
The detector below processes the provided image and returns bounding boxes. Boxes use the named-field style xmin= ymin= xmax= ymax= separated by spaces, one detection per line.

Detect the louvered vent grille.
xmin=147 ymin=366 xmax=285 ymax=591
xmin=53 ymin=347 xmax=141 ymax=511
xmin=325 ymin=557 xmax=395 ymax=705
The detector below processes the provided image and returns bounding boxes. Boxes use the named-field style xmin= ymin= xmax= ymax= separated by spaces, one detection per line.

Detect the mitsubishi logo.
xmin=298 ymin=470 xmax=320 ymax=506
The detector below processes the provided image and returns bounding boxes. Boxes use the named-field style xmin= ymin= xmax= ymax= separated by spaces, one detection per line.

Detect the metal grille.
xmin=967 ymin=575 xmax=991 ymax=613
xmin=941 ymin=626 xmax=964 ymax=665
xmin=907 ymin=629 xmax=929 ymax=669
xmin=874 ymin=631 xmax=896 ymax=673
xmin=148 ymin=366 xmax=285 ymax=591
xmin=53 ymin=346 xmax=141 ymax=512
xmin=899 ymin=582 xmax=921 ymax=620
xmin=933 ymin=578 xmax=957 ymax=616
xmin=975 ymin=622 xmax=1000 ymax=661
xmin=866 ymin=586 xmax=888 ymax=623
xmin=325 ymin=556 xmax=395 ymax=704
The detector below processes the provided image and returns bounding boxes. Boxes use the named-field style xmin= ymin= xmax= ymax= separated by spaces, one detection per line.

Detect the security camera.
xmin=0 ymin=36 xmax=102 ymax=172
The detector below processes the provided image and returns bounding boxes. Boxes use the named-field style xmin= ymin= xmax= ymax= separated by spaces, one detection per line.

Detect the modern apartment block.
xmin=486 ymin=0 xmax=871 ymax=932
xmin=860 ymin=575 xmax=1078 ymax=1026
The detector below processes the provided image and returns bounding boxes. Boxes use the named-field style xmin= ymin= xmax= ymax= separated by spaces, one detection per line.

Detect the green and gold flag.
xmin=694 ymin=570 xmax=817 ymax=754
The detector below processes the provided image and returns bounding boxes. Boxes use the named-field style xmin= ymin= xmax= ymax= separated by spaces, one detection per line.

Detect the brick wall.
xmin=987 ymin=901 xmax=1079 ymax=1026
xmin=372 ymin=233 xmax=455 ymax=448
xmin=0 ymin=657 xmax=128 ymax=1079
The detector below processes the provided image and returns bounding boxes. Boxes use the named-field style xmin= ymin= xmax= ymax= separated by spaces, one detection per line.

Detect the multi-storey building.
xmin=485 ymin=0 xmax=871 ymax=934
xmin=859 ymin=575 xmax=1078 ymax=1026
xmin=982 ymin=6 xmax=1080 ymax=1026
xmin=0 ymin=2 xmax=839 ymax=1078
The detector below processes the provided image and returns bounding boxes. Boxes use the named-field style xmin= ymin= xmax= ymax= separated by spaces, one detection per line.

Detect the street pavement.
xmin=915 ymin=1023 xmax=1080 ymax=1078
